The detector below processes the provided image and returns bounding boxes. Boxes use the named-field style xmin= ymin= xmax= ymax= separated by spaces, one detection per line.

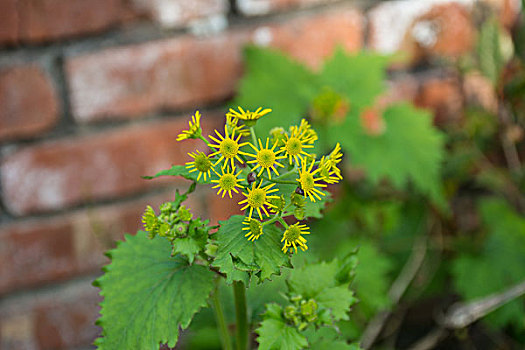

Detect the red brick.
xmin=0 ymin=116 xmax=215 ymax=215
xmin=414 ymin=77 xmax=463 ymax=125
xmin=133 ymin=0 xmax=228 ymax=28
xmin=0 ymin=280 xmax=100 ymax=349
xmin=207 ymin=190 xmax=243 ymax=226
xmin=368 ymin=0 xmax=475 ymax=65
xmin=0 ymin=189 xmax=204 ymax=295
xmin=16 ymin=0 xmax=141 ymax=43
xmin=236 ymin=0 xmax=338 ymax=16
xmin=0 ymin=0 xmax=18 ymax=45
xmin=0 ymin=65 xmax=59 ymax=141
xmin=67 ymin=34 xmax=246 ymax=122
xmin=251 ymin=7 xmax=363 ymax=69
xmin=67 ymin=7 xmax=363 ymax=122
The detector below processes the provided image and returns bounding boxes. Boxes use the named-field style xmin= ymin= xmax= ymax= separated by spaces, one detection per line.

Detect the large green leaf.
xmin=452 ymin=198 xmax=525 ymax=329
xmin=306 ymin=327 xmax=362 ymax=350
xmin=320 ymin=49 xmax=388 ymax=108
xmin=329 ymin=103 xmax=445 ymax=203
xmin=234 ymin=46 xmax=321 ymax=137
xmin=256 ymin=304 xmax=309 ymax=350
xmin=212 ymin=215 xmax=291 ymax=284
xmin=94 ymin=232 xmax=215 ymax=349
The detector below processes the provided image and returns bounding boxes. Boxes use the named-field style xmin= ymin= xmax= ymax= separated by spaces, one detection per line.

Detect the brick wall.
xmin=0 ymin=0 xmax=519 ymax=349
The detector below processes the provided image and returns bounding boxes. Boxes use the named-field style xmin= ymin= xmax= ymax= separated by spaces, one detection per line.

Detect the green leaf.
xmin=95 ymin=232 xmax=215 ymax=349
xmin=234 ymin=46 xmax=321 ymax=137
xmin=288 ymin=258 xmax=357 ymax=321
xmin=256 ymin=304 xmax=309 ymax=350
xmin=329 ymin=103 xmax=444 ymax=203
xmin=352 ymin=240 xmax=393 ymax=318
xmin=212 ymin=215 xmax=291 ymax=284
xmin=452 ymin=198 xmax=525 ymax=329
xmin=306 ymin=327 xmax=361 ymax=350
xmin=320 ymin=49 xmax=388 ymax=108
xmin=143 ymin=165 xmax=217 ymax=184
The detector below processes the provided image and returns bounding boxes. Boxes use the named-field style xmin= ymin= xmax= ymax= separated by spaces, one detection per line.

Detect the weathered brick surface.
xmin=13 ymin=0 xmax=140 ymax=44
xmin=0 ymin=116 xmax=215 ymax=216
xmin=67 ymin=34 xmax=246 ymax=122
xmin=236 ymin=0 xmax=338 ymax=16
xmin=0 ymin=0 xmax=18 ymax=45
xmin=67 ymin=7 xmax=363 ymax=122
xmin=133 ymin=0 xmax=229 ymax=28
xmin=368 ymin=0 xmax=475 ymax=64
xmin=251 ymin=8 xmax=363 ymax=69
xmin=415 ymin=76 xmax=463 ymax=125
xmin=0 ymin=65 xmax=59 ymax=142
xmin=0 ymin=280 xmax=101 ymax=349
xmin=0 ymin=189 xmax=204 ymax=295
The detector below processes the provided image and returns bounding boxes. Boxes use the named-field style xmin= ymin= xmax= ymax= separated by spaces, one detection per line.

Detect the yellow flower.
xmin=238 ymin=180 xmax=279 ymax=220
xmin=186 ymin=150 xmax=214 ymax=181
xmin=227 ymin=106 xmax=272 ymax=122
xmin=226 ymin=115 xmax=250 ymax=138
xmin=242 ymin=217 xmax=263 ymax=241
xmin=241 ymin=138 xmax=286 ymax=179
xmin=176 ymin=111 xmax=202 ymax=141
xmin=296 ymin=158 xmax=327 ymax=202
xmin=209 ymin=126 xmax=249 ymax=169
xmin=289 ymin=119 xmax=317 ymax=145
xmin=318 ymin=156 xmax=342 ymax=184
xmin=211 ymin=166 xmax=244 ymax=198
xmin=328 ymin=143 xmax=343 ymax=165
xmin=281 ymin=223 xmax=310 ymax=253
xmin=281 ymin=133 xmax=314 ymax=165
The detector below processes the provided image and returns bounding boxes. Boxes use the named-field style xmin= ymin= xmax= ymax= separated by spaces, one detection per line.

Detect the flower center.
xmin=219 ymin=173 xmax=237 ymax=191
xmin=247 ymin=188 xmax=266 ymax=209
xmin=219 ymin=138 xmax=239 ymax=159
xmin=285 ymin=137 xmax=302 ymax=156
xmin=194 ymin=153 xmax=211 ymax=172
xmin=248 ymin=219 xmax=262 ymax=237
xmin=299 ymin=172 xmax=315 ymax=192
xmin=257 ymin=149 xmax=276 ymax=169
xmin=285 ymin=225 xmax=301 ymax=241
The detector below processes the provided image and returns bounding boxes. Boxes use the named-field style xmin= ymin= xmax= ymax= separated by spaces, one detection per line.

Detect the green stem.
xmin=199 ymin=135 xmax=215 ymax=150
xmin=261 ymin=175 xmax=297 ymax=185
xmin=249 ymin=126 xmax=258 ymax=148
xmin=278 ymin=217 xmax=289 ymax=228
xmin=262 ymin=212 xmax=281 ymax=227
xmin=233 ymin=281 xmax=249 ymax=350
xmin=212 ymin=283 xmax=233 ymax=350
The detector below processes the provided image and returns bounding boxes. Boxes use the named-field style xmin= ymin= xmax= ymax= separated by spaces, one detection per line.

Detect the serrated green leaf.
xmin=306 ymin=327 xmax=361 ymax=350
xmin=320 ymin=49 xmax=388 ymax=108
xmin=212 ymin=215 xmax=290 ymax=284
xmin=256 ymin=304 xmax=308 ymax=350
xmin=316 ymin=285 xmax=357 ymax=321
xmin=452 ymin=198 xmax=525 ymax=330
xmin=288 ymin=258 xmax=357 ymax=321
xmin=143 ymin=165 xmax=218 ymax=184
xmin=95 ymin=232 xmax=215 ymax=350
xmin=234 ymin=46 xmax=321 ymax=137
xmin=172 ymin=237 xmax=203 ymax=263
xmin=329 ymin=103 xmax=444 ymax=203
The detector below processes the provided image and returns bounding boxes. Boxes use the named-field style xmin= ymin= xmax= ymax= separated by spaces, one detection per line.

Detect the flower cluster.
xmin=177 ymin=107 xmax=342 ymax=253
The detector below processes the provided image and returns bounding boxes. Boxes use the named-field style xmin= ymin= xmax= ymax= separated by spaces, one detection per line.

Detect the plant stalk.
xmin=212 ymin=284 xmax=233 ymax=350
xmin=233 ymin=281 xmax=249 ymax=350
